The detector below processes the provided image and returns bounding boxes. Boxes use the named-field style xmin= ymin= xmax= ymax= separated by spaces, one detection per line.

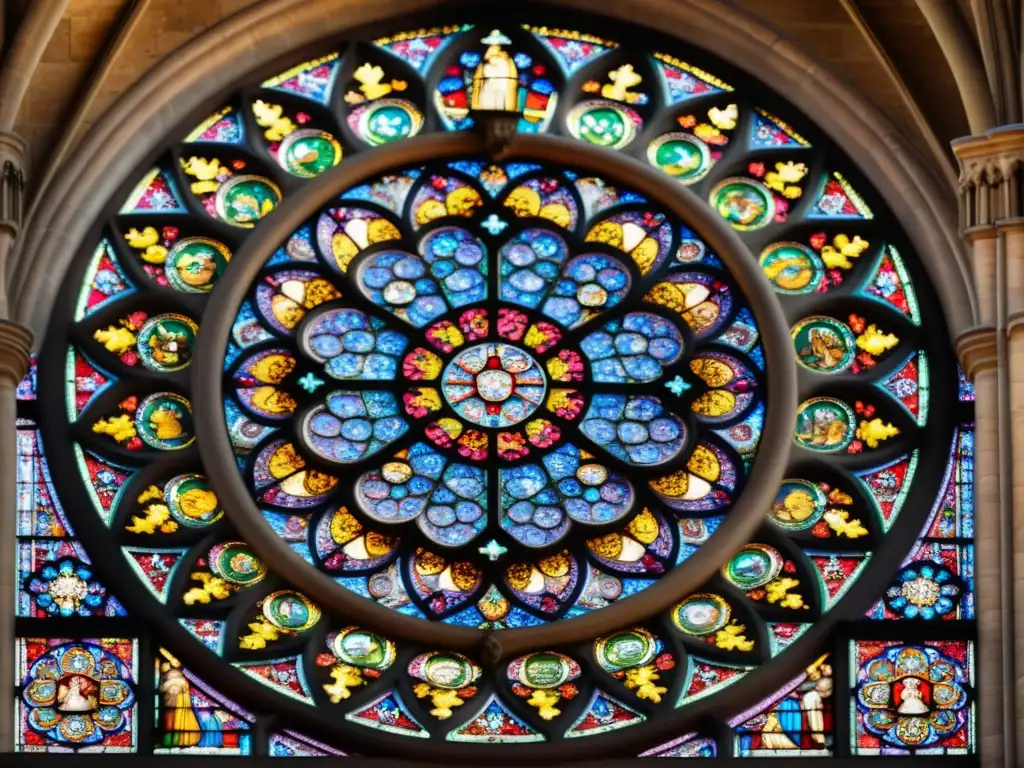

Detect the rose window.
xmin=215 ymin=158 xmax=770 ymax=625
xmin=31 ymin=13 xmax=970 ymax=758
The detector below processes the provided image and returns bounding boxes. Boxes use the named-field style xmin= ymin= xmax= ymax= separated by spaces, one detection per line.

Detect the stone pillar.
xmin=0 ymin=129 xmax=29 ymax=753
xmin=954 ymin=128 xmax=1024 ymax=768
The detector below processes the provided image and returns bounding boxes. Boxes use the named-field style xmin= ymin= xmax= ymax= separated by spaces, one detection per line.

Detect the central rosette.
xmin=218 ymin=158 xmax=768 ymax=626
xmin=442 ymin=343 xmax=547 ymax=427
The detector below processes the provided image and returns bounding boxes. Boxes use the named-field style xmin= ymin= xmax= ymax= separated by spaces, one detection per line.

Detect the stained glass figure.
xmin=732 ymin=655 xmax=832 ymax=755
xmin=155 ymin=649 xmax=253 ymax=754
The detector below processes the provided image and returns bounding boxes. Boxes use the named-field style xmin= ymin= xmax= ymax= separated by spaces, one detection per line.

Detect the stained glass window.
xmin=852 ymin=641 xmax=974 ymax=754
xmin=16 ymin=638 xmax=137 ymax=752
xmin=15 ymin=8 xmax=972 ymax=759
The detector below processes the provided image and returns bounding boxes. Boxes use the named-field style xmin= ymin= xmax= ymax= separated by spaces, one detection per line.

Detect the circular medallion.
xmin=165 ymin=474 xmax=223 ymax=527
xmin=278 ymin=129 xmax=342 ymax=178
xmin=135 ymin=393 xmax=195 ymax=450
xmin=442 ymin=343 xmax=547 ymax=428
xmin=567 ymin=101 xmax=640 ymax=149
xmin=165 ymin=237 xmax=231 ymax=293
xmin=758 ymin=242 xmax=824 ymax=294
xmin=709 ymin=178 xmax=775 ymax=231
xmin=30 ymin=707 xmax=60 ymax=728
xmin=136 ymin=314 xmax=198 ymax=372
xmin=884 ymin=562 xmax=962 ymax=619
xmin=676 ymin=238 xmax=707 ymax=263
xmin=331 ymin=627 xmax=396 ymax=670
xmin=367 ymin=570 xmax=395 ymax=599
xmin=721 ymin=544 xmax=783 ymax=589
xmin=769 ymin=479 xmax=827 ymax=531
xmin=262 ymin=590 xmax=320 ymax=631
xmin=672 ymin=593 xmax=731 ymax=635
xmin=595 ymin=628 xmax=659 ymax=672
xmin=208 ymin=541 xmax=267 ymax=586
xmin=359 ymin=99 xmax=424 ymax=145
xmin=794 ymin=397 xmax=856 ymax=453
xmin=93 ymin=707 xmax=123 ymax=728
xmin=58 ymin=715 xmax=95 ymax=742
xmin=59 ymin=646 xmax=95 ymax=675
xmin=509 ymin=652 xmax=579 ymax=689
xmin=791 ymin=316 xmax=856 ymax=373
xmin=25 ymin=680 xmax=56 ymax=705
xmin=647 ymin=133 xmax=712 ymax=184
xmin=215 ymin=175 xmax=282 ymax=227
xmin=409 ymin=651 xmax=481 ymax=689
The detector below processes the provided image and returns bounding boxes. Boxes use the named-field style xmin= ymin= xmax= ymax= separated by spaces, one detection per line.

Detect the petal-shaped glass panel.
xmin=582 ymin=312 xmax=685 ymax=383
xmin=541 ymin=253 xmax=631 ymax=329
xmin=356 ymin=250 xmax=449 ymax=327
xmin=580 ymin=394 xmax=686 ymax=465
xmin=301 ymin=308 xmax=408 ymax=380
xmin=302 ymin=391 xmax=408 ymax=464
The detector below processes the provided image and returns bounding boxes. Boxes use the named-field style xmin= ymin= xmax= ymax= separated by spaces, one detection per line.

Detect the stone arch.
xmin=9 ymin=0 xmax=977 ymax=344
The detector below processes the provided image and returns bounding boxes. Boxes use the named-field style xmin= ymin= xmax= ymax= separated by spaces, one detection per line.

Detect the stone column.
xmin=954 ymin=128 xmax=1024 ymax=768
xmin=1003 ymin=217 xmax=1024 ymax=768
xmin=0 ymin=129 xmax=30 ymax=753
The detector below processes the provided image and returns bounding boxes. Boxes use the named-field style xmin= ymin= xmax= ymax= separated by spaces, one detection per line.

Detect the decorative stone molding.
xmin=962 ymin=223 xmax=999 ymax=243
xmin=957 ymin=325 xmax=999 ymax=377
xmin=0 ymin=319 xmax=32 ymax=388
xmin=1006 ymin=311 xmax=1024 ymax=337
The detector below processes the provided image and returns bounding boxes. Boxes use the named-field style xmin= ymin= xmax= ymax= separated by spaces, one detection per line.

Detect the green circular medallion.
xmin=791 ymin=316 xmax=857 ymax=373
xmin=672 ymin=593 xmax=731 ymax=635
xmin=408 ymin=652 xmax=481 ymax=690
xmin=709 ymin=177 xmax=775 ymax=230
xmin=794 ymin=397 xmax=856 ymax=453
xmin=209 ymin=541 xmax=267 ymax=586
xmin=136 ymin=314 xmax=197 ymax=372
xmin=166 ymin=237 xmax=231 ymax=293
xmin=331 ymin=627 xmax=395 ymax=671
xmin=568 ymin=101 xmax=639 ymax=149
xmin=164 ymin=474 xmax=222 ymax=527
xmin=647 ymin=133 xmax=711 ymax=184
xmin=262 ymin=590 xmax=320 ymax=631
xmin=215 ymin=175 xmax=282 ymax=228
xmin=722 ymin=543 xmax=783 ymax=589
xmin=135 ymin=393 xmax=194 ymax=450
xmin=278 ymin=129 xmax=342 ymax=179
xmin=516 ymin=652 xmax=575 ymax=689
xmin=359 ymin=99 xmax=423 ymax=146
xmin=595 ymin=628 xmax=659 ymax=672
xmin=759 ymin=241 xmax=824 ymax=294
xmin=769 ymin=479 xmax=828 ymax=531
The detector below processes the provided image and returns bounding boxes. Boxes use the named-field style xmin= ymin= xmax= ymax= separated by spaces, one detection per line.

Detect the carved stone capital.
xmin=956 ymin=325 xmax=998 ymax=378
xmin=0 ymin=131 xmax=26 ymax=235
xmin=954 ymin=128 xmax=1024 ymax=228
xmin=0 ymin=320 xmax=33 ymax=389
